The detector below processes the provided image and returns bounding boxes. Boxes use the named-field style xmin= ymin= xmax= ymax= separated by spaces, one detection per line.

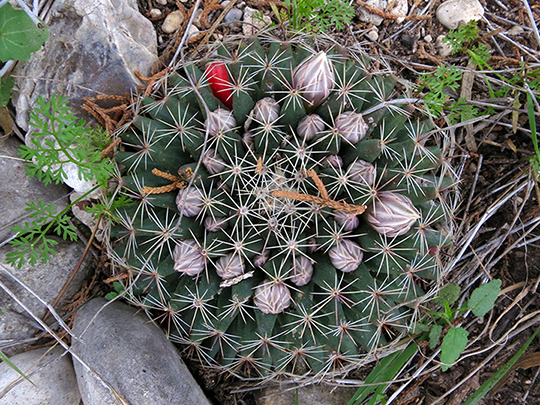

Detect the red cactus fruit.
xmin=205 ymin=61 xmax=233 ymax=109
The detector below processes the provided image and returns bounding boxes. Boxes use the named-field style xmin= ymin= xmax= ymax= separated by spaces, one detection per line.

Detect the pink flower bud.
xmin=290 ymin=256 xmax=314 ymax=286
xmin=365 ymin=191 xmax=420 ymax=237
xmin=322 ymin=155 xmax=343 ymax=169
xmin=333 ymin=211 xmax=360 ymax=231
xmin=173 ymin=239 xmax=206 ymax=276
xmin=254 ymin=250 xmax=269 ymax=267
xmin=348 ymin=160 xmax=376 ymax=186
xmin=204 ymin=216 xmax=228 ymax=232
xmin=329 ymin=239 xmax=363 ymax=273
xmin=293 ymin=51 xmax=335 ymax=108
xmin=297 ymin=114 xmax=325 ymax=140
xmin=335 ymin=111 xmax=368 ymax=144
xmin=176 ymin=187 xmax=203 ymax=217
xmin=253 ymin=97 xmax=280 ymax=123
xmin=205 ymin=108 xmax=236 ymax=136
xmin=242 ymin=130 xmax=254 ymax=150
xmin=215 ymin=254 xmax=245 ymax=280
xmin=307 ymin=237 xmax=318 ymax=253
xmin=201 ymin=148 xmax=225 ymax=175
xmin=254 ymin=281 xmax=291 ymax=314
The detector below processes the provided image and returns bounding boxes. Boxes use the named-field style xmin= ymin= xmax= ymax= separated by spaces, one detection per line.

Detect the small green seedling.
xmin=414 ymin=279 xmax=501 ymax=371
xmin=105 ymin=281 xmax=125 ymax=300
xmin=271 ymin=0 xmax=354 ymax=32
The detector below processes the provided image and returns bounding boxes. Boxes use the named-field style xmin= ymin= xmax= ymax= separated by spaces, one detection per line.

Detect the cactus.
xmin=110 ymin=34 xmax=456 ymax=380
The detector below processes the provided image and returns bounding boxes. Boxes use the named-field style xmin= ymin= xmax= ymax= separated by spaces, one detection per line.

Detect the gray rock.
xmin=13 ymin=0 xmax=157 ymax=131
xmin=356 ymin=0 xmax=408 ymax=26
xmin=0 ymin=136 xmax=69 ymax=244
xmin=71 ymin=298 xmax=212 ymax=405
xmin=243 ymin=6 xmax=271 ymax=36
xmin=0 ymin=346 xmax=81 ymax=405
xmin=0 ymin=237 xmax=93 ymax=356
xmin=224 ymin=8 xmax=243 ymax=24
xmin=256 ymin=384 xmax=358 ymax=405
xmin=436 ymin=0 xmax=484 ymax=30
xmin=436 ymin=34 xmax=453 ymax=57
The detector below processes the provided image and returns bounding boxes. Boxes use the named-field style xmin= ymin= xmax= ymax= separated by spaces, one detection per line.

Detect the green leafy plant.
xmin=19 ymin=95 xmax=114 ymax=185
xmin=0 ymin=2 xmax=49 ymax=106
xmin=0 ymin=3 xmax=49 ymax=61
xmin=417 ymin=64 xmax=474 ymax=124
xmin=273 ymin=0 xmax=354 ymax=32
xmin=7 ymin=95 xmax=117 ymax=268
xmin=110 ymin=35 xmax=457 ymax=379
xmin=414 ymin=279 xmax=501 ymax=371
xmin=105 ymin=281 xmax=125 ymax=300
xmin=7 ymin=201 xmax=78 ymax=268
xmin=416 ymin=21 xmax=493 ymax=124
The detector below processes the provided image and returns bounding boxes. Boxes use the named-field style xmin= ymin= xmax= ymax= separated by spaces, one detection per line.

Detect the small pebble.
xmin=401 ymin=33 xmax=416 ymax=50
xmin=149 ymin=8 xmax=162 ymax=18
xmin=468 ymin=162 xmax=477 ymax=173
xmin=366 ymin=28 xmax=379 ymax=41
xmin=424 ymin=34 xmax=433 ymax=43
xmin=188 ymin=25 xmax=200 ymax=39
xmin=436 ymin=0 xmax=484 ymax=30
xmin=156 ymin=0 xmax=167 ymax=4
xmin=224 ymin=8 xmax=243 ymax=24
xmin=507 ymin=26 xmax=524 ymax=35
xmin=221 ymin=0 xmax=230 ymax=6
xmin=435 ymin=34 xmax=453 ymax=57
xmin=193 ymin=9 xmax=204 ymax=28
xmin=162 ymin=10 xmax=184 ymax=33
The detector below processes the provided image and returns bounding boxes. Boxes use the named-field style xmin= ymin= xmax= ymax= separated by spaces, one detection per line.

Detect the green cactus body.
xmin=111 ymin=35 xmax=456 ymax=379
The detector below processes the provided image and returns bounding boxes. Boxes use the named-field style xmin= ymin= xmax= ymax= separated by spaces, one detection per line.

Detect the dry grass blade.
xmin=0 ymin=270 xmax=129 ymax=403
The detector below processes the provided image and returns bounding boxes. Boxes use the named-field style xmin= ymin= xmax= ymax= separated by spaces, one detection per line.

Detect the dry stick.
xmin=522 ymin=0 xmax=540 ymax=49
xmin=196 ymin=0 xmax=237 ymax=51
xmin=42 ymin=215 xmax=102 ymax=323
xmin=0 ymin=263 xmax=73 ymax=339
xmin=460 ymin=59 xmax=478 ymax=153
xmin=356 ymin=0 xmax=430 ymax=21
xmin=0 ymin=275 xmax=129 ymax=404
xmin=272 ymin=170 xmax=366 ymax=215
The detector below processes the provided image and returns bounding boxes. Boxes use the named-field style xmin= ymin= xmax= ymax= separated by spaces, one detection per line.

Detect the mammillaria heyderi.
xmin=111 ymin=35 xmax=455 ymax=378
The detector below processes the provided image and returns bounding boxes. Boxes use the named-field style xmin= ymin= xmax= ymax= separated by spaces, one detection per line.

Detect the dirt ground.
xmin=102 ymin=0 xmax=540 ymax=403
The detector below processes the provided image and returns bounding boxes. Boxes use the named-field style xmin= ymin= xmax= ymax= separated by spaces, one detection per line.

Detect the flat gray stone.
xmin=0 ymin=346 xmax=81 ymax=405
xmin=13 ymin=0 xmax=157 ymax=131
xmin=224 ymin=8 xmax=243 ymax=24
xmin=0 ymin=136 xmax=69 ymax=244
xmin=256 ymin=384 xmax=358 ymax=405
xmin=71 ymin=298 xmax=212 ymax=405
xmin=0 ymin=237 xmax=93 ymax=356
